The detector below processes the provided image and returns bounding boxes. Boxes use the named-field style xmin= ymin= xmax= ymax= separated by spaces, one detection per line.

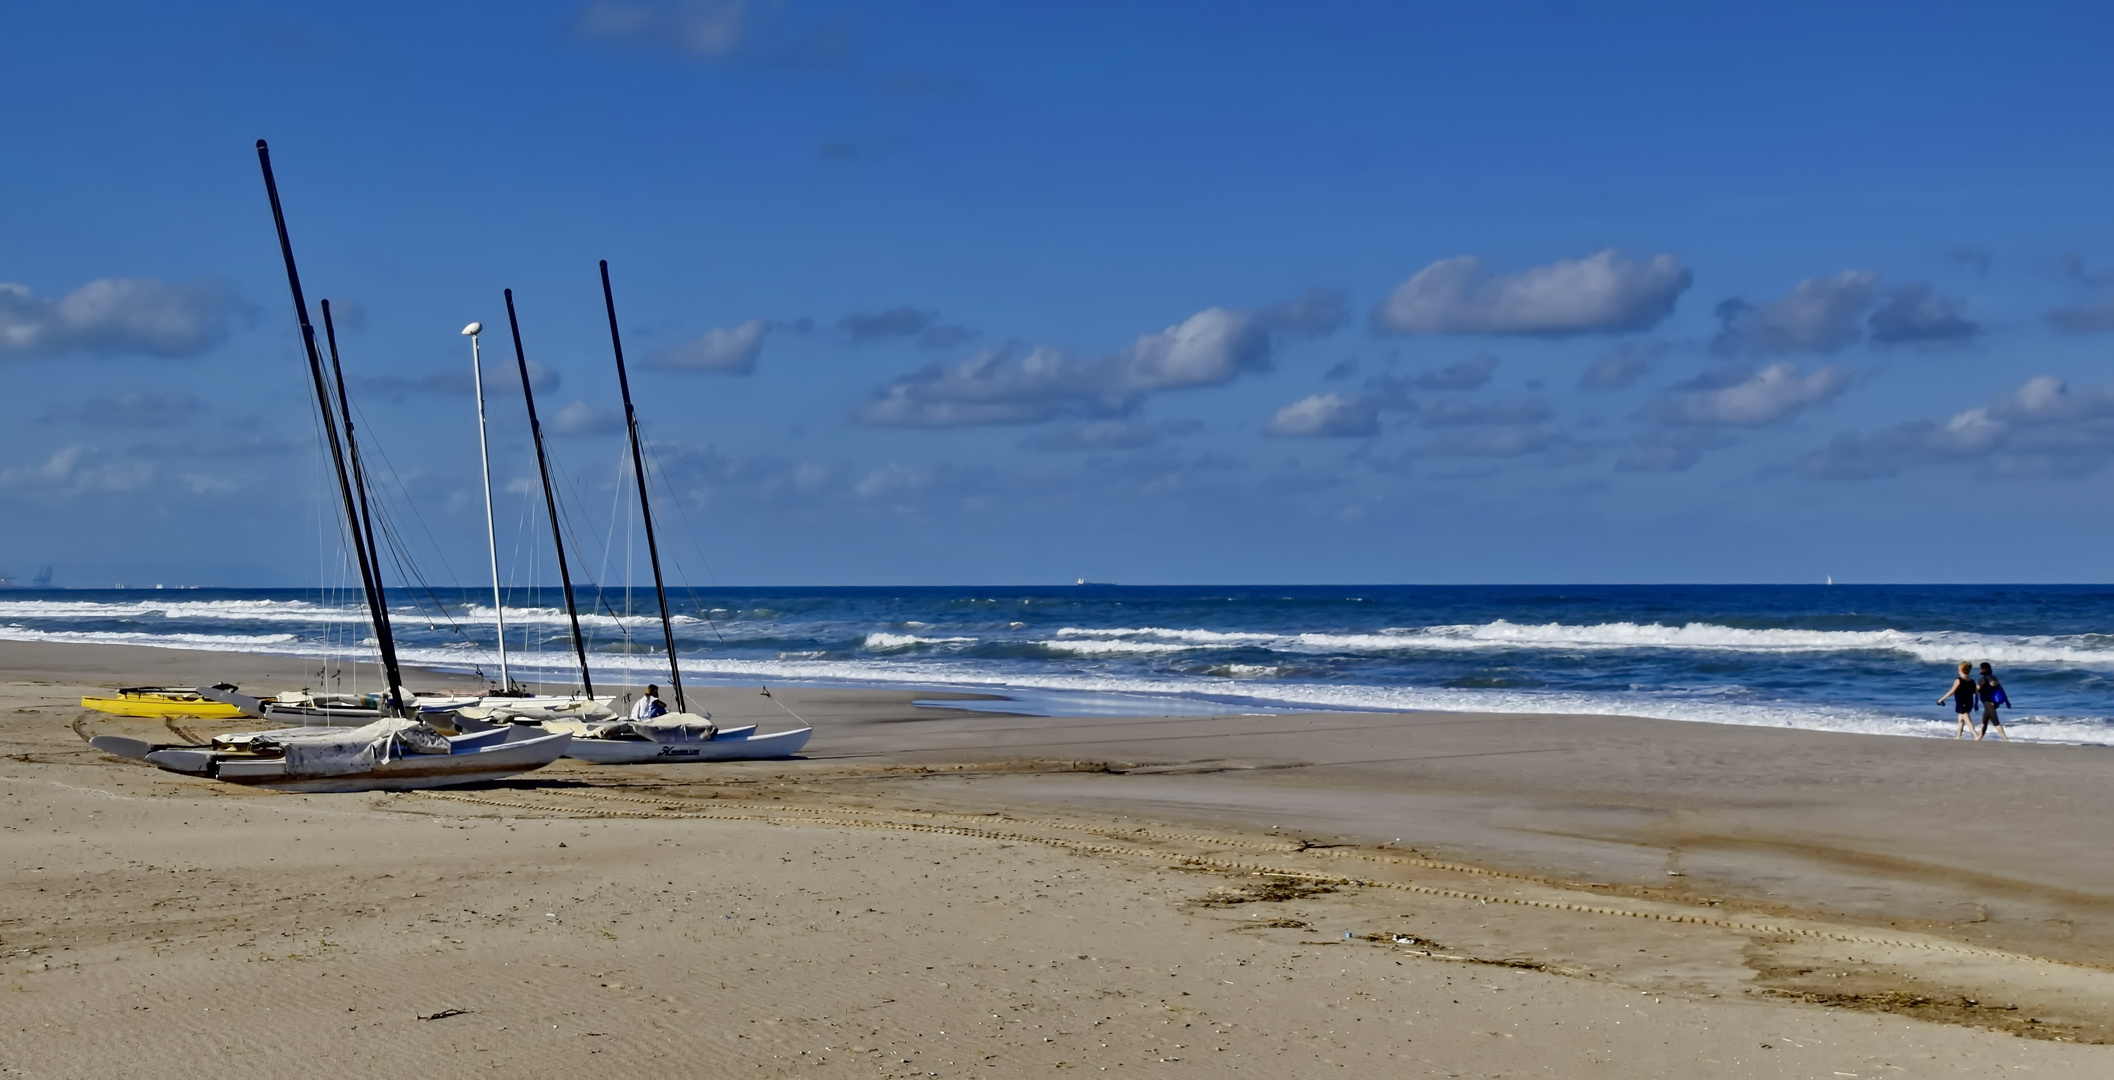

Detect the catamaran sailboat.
xmin=473 ymin=265 xmax=811 ymax=763
xmin=94 ymin=140 xmax=567 ymax=791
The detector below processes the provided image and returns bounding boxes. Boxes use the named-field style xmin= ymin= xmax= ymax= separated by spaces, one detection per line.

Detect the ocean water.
xmin=4 ymin=584 xmax=2112 ymax=744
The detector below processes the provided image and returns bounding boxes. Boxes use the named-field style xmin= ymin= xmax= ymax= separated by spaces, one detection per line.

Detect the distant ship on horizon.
xmin=0 ymin=566 xmax=54 ymax=589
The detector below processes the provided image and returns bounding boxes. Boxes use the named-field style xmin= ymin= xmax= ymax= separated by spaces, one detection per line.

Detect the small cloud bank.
xmin=1371 ymin=249 xmax=1690 ymax=336
xmin=1410 ymin=353 xmax=1498 ymax=390
xmin=1643 ymin=363 xmax=1849 ymax=428
xmin=1803 ymin=375 xmax=2114 ymax=479
xmin=838 ymin=306 xmax=974 ymax=349
xmin=0 ymin=445 xmax=156 ymax=494
xmin=41 ymin=389 xmax=206 ymax=428
xmin=574 ymin=0 xmax=854 ymax=67
xmin=0 ymin=278 xmax=242 ymax=359
xmin=1714 ymin=272 xmax=1978 ymax=354
xmin=2049 ymin=297 xmax=2114 ymax=334
xmin=1713 ymin=271 xmax=1876 ymax=355
xmin=1023 ymin=418 xmax=1202 ymax=451
xmin=2048 ymin=253 xmax=2114 ymax=333
xmin=856 ymin=298 xmax=1329 ymax=428
xmin=645 ymin=319 xmax=769 ymax=374
xmin=551 ymin=400 xmax=625 ymax=437
xmin=1614 ymin=363 xmax=1849 ymax=472
xmin=1580 ymin=343 xmax=1661 ymax=390
xmin=1264 ymin=393 xmax=1378 ymax=438
xmin=1256 ymin=289 xmax=1349 ymax=335
xmin=1868 ymin=283 xmax=1979 ymax=345
xmin=356 ymin=359 xmax=560 ymax=399
xmin=1265 ymin=372 xmax=1561 ymax=457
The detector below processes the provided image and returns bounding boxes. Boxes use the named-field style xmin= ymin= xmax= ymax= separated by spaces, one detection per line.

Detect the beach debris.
xmin=418 ymin=1007 xmax=468 ymax=1021
xmin=1196 ymin=877 xmax=1338 ymax=906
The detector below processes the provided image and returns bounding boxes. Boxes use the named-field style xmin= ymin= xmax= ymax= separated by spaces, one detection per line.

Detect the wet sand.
xmin=3 ymin=639 xmax=2110 ymax=1076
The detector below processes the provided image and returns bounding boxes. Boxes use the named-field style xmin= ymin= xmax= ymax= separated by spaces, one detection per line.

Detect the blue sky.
xmin=3 ymin=1 xmax=2113 ymax=586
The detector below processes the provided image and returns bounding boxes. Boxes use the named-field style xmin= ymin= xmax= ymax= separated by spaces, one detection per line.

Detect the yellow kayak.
xmin=80 ymin=687 xmax=249 ymax=720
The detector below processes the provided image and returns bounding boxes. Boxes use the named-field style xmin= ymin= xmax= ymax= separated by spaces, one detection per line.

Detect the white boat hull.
xmin=135 ymin=731 xmax=572 ymax=792
xmin=562 ymin=725 xmax=811 ymax=764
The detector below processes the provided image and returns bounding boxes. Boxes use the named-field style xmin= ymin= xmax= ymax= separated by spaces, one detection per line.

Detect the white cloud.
xmin=0 ymin=445 xmax=156 ymax=493
xmin=1644 ymin=363 xmax=1850 ymax=428
xmin=1371 ymin=249 xmax=1691 ymax=336
xmin=646 ymin=319 xmax=769 ymax=374
xmin=0 ymin=278 xmax=242 ymax=358
xmin=856 ymin=306 xmax=1277 ymax=427
xmin=550 ymin=400 xmax=625 ymax=436
xmin=1712 ymin=271 xmax=1876 ymax=355
xmin=1804 ymin=375 xmax=2114 ymax=479
xmin=1264 ymin=393 xmax=1380 ymax=438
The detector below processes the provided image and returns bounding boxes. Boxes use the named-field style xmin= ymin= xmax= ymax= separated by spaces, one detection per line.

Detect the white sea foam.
xmin=0 ymin=627 xmax=301 ymax=648
xmin=0 ymin=598 xmax=366 ymax=624
xmin=1038 ymin=638 xmax=1212 ymax=657
xmin=1051 ymin=621 xmax=2114 ymax=665
xmin=0 ymin=597 xmax=703 ymax=632
xmin=21 ymin=597 xmax=2109 ymax=667
xmin=457 ymin=603 xmax=702 ymax=629
xmin=862 ymin=632 xmax=977 ymax=650
xmin=1203 ymin=664 xmax=1282 ymax=678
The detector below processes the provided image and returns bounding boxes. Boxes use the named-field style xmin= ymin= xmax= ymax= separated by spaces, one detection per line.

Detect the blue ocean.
xmin=4 ymin=584 xmax=2110 ymax=744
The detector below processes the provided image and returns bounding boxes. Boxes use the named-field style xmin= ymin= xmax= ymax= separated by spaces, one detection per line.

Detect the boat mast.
xmin=598 ymin=260 xmax=685 ymax=714
xmin=255 ymin=139 xmax=407 ymax=716
xmin=503 ymin=289 xmax=595 ymax=698
xmin=319 ymin=300 xmax=396 ymax=701
xmin=463 ymin=323 xmax=512 ymax=693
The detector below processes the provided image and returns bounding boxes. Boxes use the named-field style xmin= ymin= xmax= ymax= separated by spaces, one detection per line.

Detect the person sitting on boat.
xmin=630 ymin=685 xmax=670 ymax=721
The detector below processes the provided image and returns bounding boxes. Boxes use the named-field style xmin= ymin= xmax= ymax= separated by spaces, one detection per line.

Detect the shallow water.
xmin=3 ymin=584 xmax=2107 ymax=742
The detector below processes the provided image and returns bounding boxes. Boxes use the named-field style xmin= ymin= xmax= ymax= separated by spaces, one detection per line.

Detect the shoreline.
xmin=5 ymin=638 xmax=2112 ymax=1073
xmin=1 ymin=632 xmax=2097 ymax=747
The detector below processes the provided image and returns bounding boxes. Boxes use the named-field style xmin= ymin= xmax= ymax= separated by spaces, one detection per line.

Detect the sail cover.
xmin=264 ymin=718 xmax=452 ymax=777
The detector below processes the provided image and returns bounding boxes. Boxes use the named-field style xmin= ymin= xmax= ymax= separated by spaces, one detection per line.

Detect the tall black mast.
xmin=503 ymin=289 xmax=595 ymax=698
xmin=599 ymin=260 xmax=685 ymax=713
xmin=255 ymin=140 xmax=407 ymax=715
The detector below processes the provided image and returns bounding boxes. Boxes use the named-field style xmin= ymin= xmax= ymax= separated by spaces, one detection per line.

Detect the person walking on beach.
xmin=1939 ymin=662 xmax=1978 ymax=737
xmin=631 ymin=684 xmax=669 ymax=720
xmin=1976 ymin=662 xmax=2011 ymax=742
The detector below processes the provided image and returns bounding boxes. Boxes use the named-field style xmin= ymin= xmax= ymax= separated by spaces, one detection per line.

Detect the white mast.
xmin=463 ymin=321 xmax=510 ymax=692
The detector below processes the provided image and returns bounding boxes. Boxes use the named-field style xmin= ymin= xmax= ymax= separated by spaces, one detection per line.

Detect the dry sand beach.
xmin=4 ymin=639 xmax=2112 ymax=1077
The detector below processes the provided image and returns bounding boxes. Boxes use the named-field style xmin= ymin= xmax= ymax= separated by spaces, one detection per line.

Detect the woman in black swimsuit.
xmin=1938 ymin=662 xmax=1978 ymax=737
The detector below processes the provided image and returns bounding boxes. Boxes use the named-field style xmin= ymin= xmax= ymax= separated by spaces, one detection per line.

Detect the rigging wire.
xmin=306 ymin=370 xmax=368 ymax=695
xmin=632 ymin=430 xmax=810 ymax=729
